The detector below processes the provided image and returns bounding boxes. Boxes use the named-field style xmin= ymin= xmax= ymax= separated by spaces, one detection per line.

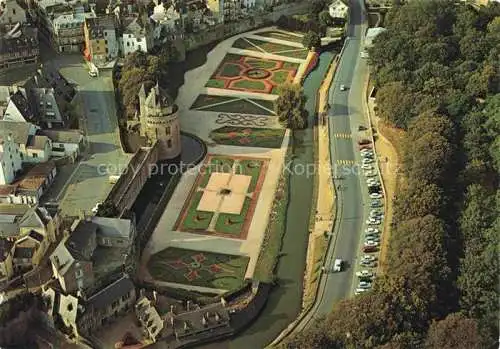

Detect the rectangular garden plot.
xmin=210 ymin=126 xmax=285 ymax=148
xmin=147 ymin=247 xmax=249 ymax=290
xmin=233 ymin=38 xmax=309 ymax=59
xmin=175 ymin=155 xmax=269 ymax=239
xmin=205 ymin=54 xmax=299 ymax=95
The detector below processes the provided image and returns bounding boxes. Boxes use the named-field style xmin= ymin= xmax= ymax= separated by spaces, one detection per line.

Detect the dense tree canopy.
xmin=302 ymin=31 xmax=321 ymax=50
xmin=286 ymin=2 xmax=499 ymax=348
xmin=274 ymin=83 xmax=308 ymax=129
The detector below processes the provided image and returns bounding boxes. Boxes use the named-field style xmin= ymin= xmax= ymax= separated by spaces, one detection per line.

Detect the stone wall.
xmin=184 ymin=2 xmax=310 ymax=52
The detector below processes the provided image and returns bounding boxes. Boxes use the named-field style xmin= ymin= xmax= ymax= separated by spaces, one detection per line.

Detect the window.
xmin=105 ymin=40 xmax=108 ymax=45
xmin=75 ymin=268 xmax=83 ymax=279
xmin=167 ymin=140 xmax=172 ymax=148
xmin=105 ymin=32 xmax=108 ymax=36
xmin=32 ymin=153 xmax=38 ymax=158
xmin=12 ymin=9 xmax=16 ymax=15
xmin=166 ymin=126 xmax=171 ymax=135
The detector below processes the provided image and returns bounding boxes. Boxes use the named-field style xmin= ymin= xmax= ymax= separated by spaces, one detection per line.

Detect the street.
xmin=290 ymin=0 xmax=371 ymax=332
xmin=39 ymin=43 xmax=130 ymax=216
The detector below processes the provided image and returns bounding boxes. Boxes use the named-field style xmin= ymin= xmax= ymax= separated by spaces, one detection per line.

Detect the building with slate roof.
xmin=0 ymin=24 xmax=39 ymax=73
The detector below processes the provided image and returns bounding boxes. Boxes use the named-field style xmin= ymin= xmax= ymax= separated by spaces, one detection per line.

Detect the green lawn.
xmin=271 ymin=70 xmax=290 ymax=84
xmin=233 ymin=38 xmax=307 ymax=59
xmin=206 ymin=79 xmax=225 ymax=88
xmin=181 ymin=191 xmax=213 ymax=231
xmin=215 ymin=197 xmax=251 ymax=236
xmin=236 ymin=159 xmax=264 ymax=192
xmin=199 ymin=156 xmax=235 ymax=187
xmin=256 ymin=30 xmax=304 ymax=43
xmin=232 ymin=80 xmax=267 ymax=91
xmin=283 ymin=61 xmax=300 ymax=70
xmin=191 ymin=94 xmax=236 ymax=109
xmin=195 ymin=97 xmax=275 ymax=115
xmin=219 ymin=63 xmax=243 ymax=77
xmin=245 ymin=58 xmax=279 ymax=70
xmin=147 ymin=247 xmax=249 ymax=290
xmin=210 ymin=126 xmax=285 ymax=148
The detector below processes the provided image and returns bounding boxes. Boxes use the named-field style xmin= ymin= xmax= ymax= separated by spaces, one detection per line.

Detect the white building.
xmin=38 ymin=129 xmax=84 ymax=159
xmin=122 ymin=17 xmax=153 ymax=56
xmin=150 ymin=0 xmax=180 ymax=32
xmin=0 ymin=0 xmax=27 ymax=28
xmin=0 ymin=121 xmax=50 ymax=163
xmin=329 ymin=0 xmax=349 ymax=19
xmin=0 ymin=135 xmax=22 ymax=185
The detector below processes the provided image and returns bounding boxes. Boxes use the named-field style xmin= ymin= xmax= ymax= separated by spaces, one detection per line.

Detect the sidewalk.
xmin=302 ymin=57 xmax=337 ymax=307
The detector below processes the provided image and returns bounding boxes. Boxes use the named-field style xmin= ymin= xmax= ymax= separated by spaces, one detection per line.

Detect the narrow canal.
xmin=222 ymin=50 xmax=335 ymax=349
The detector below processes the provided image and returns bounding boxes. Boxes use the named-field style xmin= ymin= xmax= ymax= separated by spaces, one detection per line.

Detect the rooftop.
xmin=65 ymin=220 xmax=97 ymax=259
xmin=11 ymin=160 xmax=56 ymax=191
xmin=38 ymin=129 xmax=83 ymax=144
xmin=0 ymin=120 xmax=34 ymax=145
xmin=0 ymin=238 xmax=13 ymax=261
xmin=87 ymin=274 xmax=134 ymax=310
xmin=27 ymin=135 xmax=50 ymax=150
xmin=91 ymin=216 xmax=133 ymax=240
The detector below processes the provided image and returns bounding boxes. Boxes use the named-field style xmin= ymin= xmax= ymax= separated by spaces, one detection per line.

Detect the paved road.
xmin=39 ymin=44 xmax=129 ymax=216
xmin=289 ymin=0 xmax=370 ymax=333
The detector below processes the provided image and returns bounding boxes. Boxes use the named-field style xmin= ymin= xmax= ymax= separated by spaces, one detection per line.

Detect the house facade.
xmin=0 ymin=25 xmax=38 ymax=73
xmin=83 ymin=16 xmax=118 ymax=63
xmin=38 ymin=129 xmax=84 ymax=159
xmin=0 ymin=135 xmax=23 ymax=185
xmin=0 ymin=0 xmax=27 ymax=28
xmin=122 ymin=17 xmax=153 ymax=55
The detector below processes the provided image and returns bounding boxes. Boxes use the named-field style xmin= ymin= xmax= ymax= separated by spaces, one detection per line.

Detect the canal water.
xmin=199 ymin=50 xmax=335 ymax=349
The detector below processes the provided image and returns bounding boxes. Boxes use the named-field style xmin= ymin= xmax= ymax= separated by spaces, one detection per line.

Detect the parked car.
xmin=365 ymin=227 xmax=380 ymax=234
xmin=366 ymin=217 xmax=381 ymax=225
xmin=370 ymin=209 xmax=383 ymax=216
xmin=361 ymin=151 xmax=374 ymax=157
xmin=360 ymin=260 xmax=377 ymax=267
xmin=358 ymin=125 xmax=367 ymax=131
xmin=363 ymin=245 xmax=378 ymax=253
xmin=361 ymin=164 xmax=373 ymax=170
xmin=371 ymin=200 xmax=383 ymax=207
xmin=364 ymin=170 xmax=376 ymax=177
xmin=365 ymin=236 xmax=380 ymax=243
xmin=358 ymin=143 xmax=373 ymax=150
xmin=356 ymin=270 xmax=375 ymax=278
xmin=358 ymin=281 xmax=372 ymax=289
xmin=358 ymin=139 xmax=371 ymax=145
xmin=355 ymin=288 xmax=369 ymax=295
xmin=364 ymin=240 xmax=379 ymax=247
xmin=370 ymin=192 xmax=383 ymax=199
xmin=340 ymin=84 xmax=347 ymax=91
xmin=362 ymin=158 xmax=374 ymax=165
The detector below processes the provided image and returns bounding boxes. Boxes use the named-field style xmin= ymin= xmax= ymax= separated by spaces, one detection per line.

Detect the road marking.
xmin=334 ymin=133 xmax=352 ymax=139
xmin=336 ymin=160 xmax=355 ymax=165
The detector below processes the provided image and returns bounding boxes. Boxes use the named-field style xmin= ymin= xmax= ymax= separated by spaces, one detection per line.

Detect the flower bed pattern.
xmin=147 ymin=247 xmax=249 ymax=290
xmin=205 ymin=54 xmax=299 ymax=94
xmin=210 ymin=126 xmax=286 ymax=148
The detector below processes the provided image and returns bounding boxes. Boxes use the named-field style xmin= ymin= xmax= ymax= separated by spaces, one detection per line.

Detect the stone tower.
xmin=138 ymin=82 xmax=181 ymax=160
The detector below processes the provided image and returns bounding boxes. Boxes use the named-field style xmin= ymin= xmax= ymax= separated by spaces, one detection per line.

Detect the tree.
xmin=375 ymin=82 xmax=417 ymax=128
xmin=274 ymin=83 xmax=308 ymax=129
xmin=302 ymin=31 xmax=321 ymax=50
xmin=425 ymin=313 xmax=482 ymax=349
xmin=319 ymin=10 xmax=332 ymax=27
xmin=394 ymin=179 xmax=443 ymax=220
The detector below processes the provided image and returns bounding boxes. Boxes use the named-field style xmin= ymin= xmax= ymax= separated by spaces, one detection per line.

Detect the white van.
xmin=109 ymin=175 xmax=120 ymax=184
xmin=333 ymin=259 xmax=343 ymax=272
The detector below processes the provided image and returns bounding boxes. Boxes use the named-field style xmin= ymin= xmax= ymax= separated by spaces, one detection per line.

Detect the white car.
xmin=366 ymin=219 xmax=381 ymax=226
xmin=360 ymin=148 xmax=372 ymax=153
xmin=340 ymin=84 xmax=346 ymax=91
xmin=361 ymin=152 xmax=374 ymax=158
xmin=370 ymin=193 xmax=383 ymax=199
xmin=356 ymin=270 xmax=375 ymax=278
xmin=333 ymin=258 xmax=343 ymax=272
xmin=362 ymin=158 xmax=374 ymax=164
xmin=362 ymin=255 xmax=376 ymax=262
xmin=364 ymin=240 xmax=379 ymax=247
xmin=367 ymin=180 xmax=380 ymax=186
xmin=365 ymin=227 xmax=380 ymax=234
xmin=89 ymin=70 xmax=98 ymax=77
xmin=358 ymin=281 xmax=372 ymax=289
xmin=91 ymin=202 xmax=102 ymax=214
xmin=364 ymin=170 xmax=376 ymax=177
xmin=361 ymin=164 xmax=373 ymax=170
xmin=355 ymin=288 xmax=368 ymax=295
